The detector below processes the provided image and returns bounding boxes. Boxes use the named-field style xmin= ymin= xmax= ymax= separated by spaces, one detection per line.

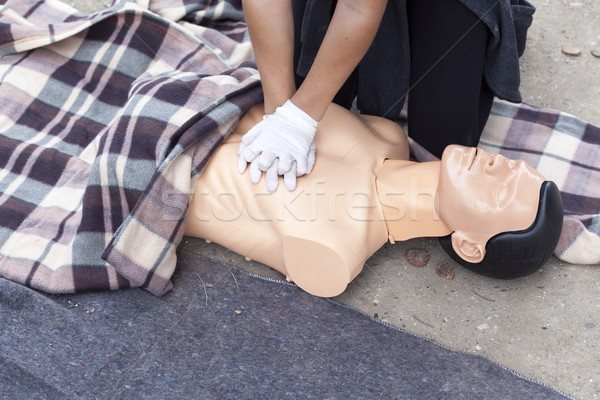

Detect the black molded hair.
xmin=439 ymin=181 xmax=564 ymax=279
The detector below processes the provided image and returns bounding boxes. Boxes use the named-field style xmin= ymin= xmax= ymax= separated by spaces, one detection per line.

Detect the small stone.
xmin=405 ymin=248 xmax=430 ymax=268
xmin=561 ymin=45 xmax=581 ymax=56
xmin=234 ymin=310 xmax=242 ymax=315
xmin=591 ymin=49 xmax=600 ymax=58
xmin=585 ymin=323 xmax=595 ymax=329
xmin=435 ymin=261 xmax=455 ymax=279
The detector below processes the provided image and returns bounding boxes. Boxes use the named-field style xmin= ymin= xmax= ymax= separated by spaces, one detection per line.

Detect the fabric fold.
xmin=0 ymin=0 xmax=262 ymax=295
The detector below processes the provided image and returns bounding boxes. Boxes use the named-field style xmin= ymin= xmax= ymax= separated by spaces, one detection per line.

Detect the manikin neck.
xmin=375 ymin=159 xmax=452 ymax=242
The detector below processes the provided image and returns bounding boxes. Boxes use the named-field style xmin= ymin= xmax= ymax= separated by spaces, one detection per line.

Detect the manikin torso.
xmin=186 ymin=104 xmax=410 ymax=297
xmin=185 ymin=104 xmax=543 ymax=297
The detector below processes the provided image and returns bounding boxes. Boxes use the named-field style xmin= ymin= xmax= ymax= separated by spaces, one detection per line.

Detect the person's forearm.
xmin=242 ymin=0 xmax=296 ymax=114
xmin=292 ymin=0 xmax=388 ymax=121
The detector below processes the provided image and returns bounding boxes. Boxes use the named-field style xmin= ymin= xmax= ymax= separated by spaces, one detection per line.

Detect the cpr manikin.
xmin=185 ymin=104 xmax=563 ymax=297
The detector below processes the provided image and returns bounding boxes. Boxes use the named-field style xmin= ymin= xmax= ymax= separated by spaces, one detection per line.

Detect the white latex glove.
xmin=244 ymin=140 xmax=317 ymax=192
xmin=237 ymin=100 xmax=318 ymax=192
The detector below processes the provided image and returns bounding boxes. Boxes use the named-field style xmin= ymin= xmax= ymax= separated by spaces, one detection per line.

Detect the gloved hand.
xmin=242 ymin=139 xmax=317 ymax=192
xmin=237 ymin=100 xmax=318 ymax=192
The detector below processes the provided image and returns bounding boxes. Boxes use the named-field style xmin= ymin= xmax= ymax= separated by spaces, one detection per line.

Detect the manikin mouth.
xmin=467 ymin=148 xmax=478 ymax=170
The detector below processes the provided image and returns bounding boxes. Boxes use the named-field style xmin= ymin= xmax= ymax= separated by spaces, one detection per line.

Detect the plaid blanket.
xmin=0 ymin=0 xmax=597 ymax=297
xmin=0 ymin=0 xmax=262 ymax=295
xmin=411 ymin=100 xmax=600 ymax=266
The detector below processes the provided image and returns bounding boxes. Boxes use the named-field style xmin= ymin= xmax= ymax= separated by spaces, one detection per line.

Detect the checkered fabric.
xmin=0 ymin=0 xmax=262 ymax=295
xmin=411 ymin=99 xmax=600 ymax=265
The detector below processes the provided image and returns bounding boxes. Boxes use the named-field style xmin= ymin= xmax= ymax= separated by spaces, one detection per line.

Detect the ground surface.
xmin=62 ymin=1 xmax=600 ymax=398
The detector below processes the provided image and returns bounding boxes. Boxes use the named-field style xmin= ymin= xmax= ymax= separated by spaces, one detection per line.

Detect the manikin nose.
xmin=486 ymin=155 xmax=500 ymax=169
xmin=485 ymin=155 xmax=512 ymax=173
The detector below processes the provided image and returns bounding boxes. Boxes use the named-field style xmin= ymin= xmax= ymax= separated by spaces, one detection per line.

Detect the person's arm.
xmin=292 ymin=0 xmax=388 ymax=121
xmin=238 ymin=0 xmax=388 ymax=192
xmin=243 ymin=0 xmax=388 ymax=120
xmin=242 ymin=0 xmax=296 ymax=115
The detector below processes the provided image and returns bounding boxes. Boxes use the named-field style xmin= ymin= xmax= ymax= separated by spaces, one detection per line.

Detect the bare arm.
xmin=242 ymin=0 xmax=296 ymax=115
xmin=243 ymin=0 xmax=387 ymax=120
xmin=292 ymin=0 xmax=388 ymax=121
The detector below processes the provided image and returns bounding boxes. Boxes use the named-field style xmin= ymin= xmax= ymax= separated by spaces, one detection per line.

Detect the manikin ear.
xmin=450 ymin=231 xmax=486 ymax=263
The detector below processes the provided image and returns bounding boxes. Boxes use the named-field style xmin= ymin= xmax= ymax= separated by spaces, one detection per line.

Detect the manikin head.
xmin=436 ymin=145 xmax=563 ymax=279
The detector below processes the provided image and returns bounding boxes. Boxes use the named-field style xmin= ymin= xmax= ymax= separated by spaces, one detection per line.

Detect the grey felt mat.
xmin=0 ymin=250 xmax=575 ymax=400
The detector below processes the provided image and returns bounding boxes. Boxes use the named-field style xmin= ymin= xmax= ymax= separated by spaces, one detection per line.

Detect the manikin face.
xmin=436 ymin=145 xmax=545 ymax=263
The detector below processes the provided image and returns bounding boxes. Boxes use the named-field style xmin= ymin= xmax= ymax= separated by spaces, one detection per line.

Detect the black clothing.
xmin=291 ymin=0 xmax=535 ymax=158
xmin=406 ymin=0 xmax=495 ymax=157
